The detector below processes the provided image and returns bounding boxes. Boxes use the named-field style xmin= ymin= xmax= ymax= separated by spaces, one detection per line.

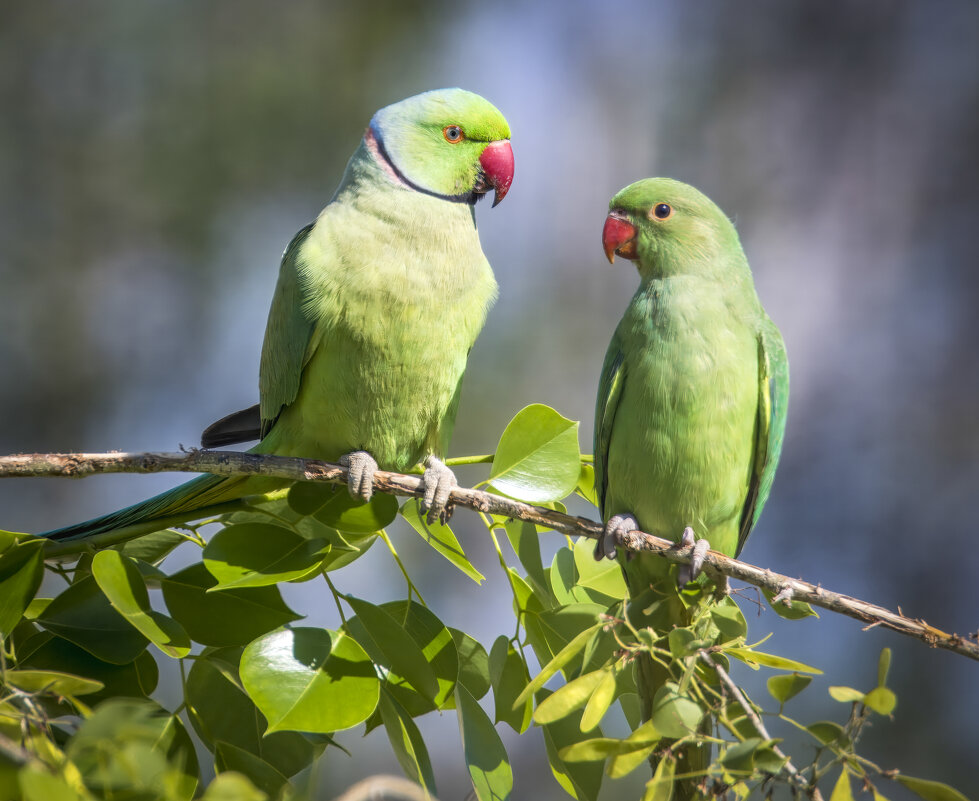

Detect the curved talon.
xmin=420 ymin=455 xmax=457 ymax=525
xmin=594 ymin=513 xmax=639 ymax=561
xmin=339 ymin=451 xmax=378 ymax=502
xmin=676 ymin=526 xmax=710 ymax=585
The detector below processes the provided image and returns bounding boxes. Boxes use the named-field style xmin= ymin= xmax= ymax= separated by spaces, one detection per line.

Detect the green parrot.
xmin=42 ymin=88 xmax=514 ymax=543
xmin=593 ymin=178 xmax=788 ymax=793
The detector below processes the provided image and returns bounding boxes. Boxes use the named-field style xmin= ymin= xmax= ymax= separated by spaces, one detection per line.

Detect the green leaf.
xmin=580 ymin=669 xmax=617 ymax=732
xmin=533 ymin=669 xmax=607 ymax=725
xmin=313 ymin=487 xmax=399 ymax=533
xmin=724 ymin=646 xmax=822 ymax=674
xmin=538 ymin=689 xmax=605 ymax=801
xmin=806 ymin=721 xmax=848 ymax=746
xmin=161 ymin=562 xmax=301 ymax=647
xmin=202 ymin=772 xmax=268 ymax=801
xmin=896 ymin=775 xmax=971 ymax=801
xmin=240 ymin=627 xmax=379 ymax=733
xmin=18 ymin=769 xmax=85 ymax=801
xmin=877 ymin=647 xmax=892 ymax=687
xmin=721 ymin=737 xmax=764 ymax=771
xmin=650 ymin=682 xmax=704 ymax=739
xmin=116 ymin=529 xmax=187 ymax=565
xmin=830 ymin=768 xmax=854 ymax=801
xmin=400 ymin=499 xmax=484 ymax=584
xmin=558 ymin=738 xmax=623 ymax=762
xmin=710 ymin=597 xmax=748 ymax=641
xmin=186 ymin=651 xmax=323 ymax=779
xmin=0 ymin=539 xmax=45 ymax=637
xmin=92 ymin=550 xmax=190 ymax=658
xmin=451 ymin=628 xmax=491 ymax=701
xmin=378 ymin=689 xmax=437 ymax=795
xmin=214 ymin=742 xmax=289 ymax=799
xmin=515 ymin=621 xmax=603 ymax=708
xmin=346 ymin=600 xmax=459 ymax=715
xmin=607 ymin=721 xmax=662 ymax=778
xmin=572 ymin=537 xmax=627 ymax=600
xmin=287 ymin=482 xmax=335 ymax=516
xmin=320 ymin=532 xmax=378 ymax=572
xmin=863 ymin=686 xmax=897 ymax=715
xmin=766 ymin=673 xmax=812 ymax=705
xmin=455 ymin=684 xmax=513 ymax=801
xmin=3 ymin=669 xmax=103 ymax=697
xmin=203 ymin=523 xmax=330 ymax=589
xmin=36 ymin=575 xmax=149 ymax=664
xmin=643 ymin=756 xmax=676 ymax=801
xmin=576 ymin=462 xmax=599 ymax=507
xmin=489 ymin=404 xmax=581 ymax=503
xmin=503 ymin=517 xmax=550 ymax=600
xmin=345 ymin=595 xmax=439 ymax=702
xmin=828 ymin=685 xmax=866 ymax=704
xmin=489 ymin=636 xmax=533 ymax=733
xmin=762 ymin=587 xmax=818 ymax=619
xmin=20 ymin=634 xmax=158 ymax=702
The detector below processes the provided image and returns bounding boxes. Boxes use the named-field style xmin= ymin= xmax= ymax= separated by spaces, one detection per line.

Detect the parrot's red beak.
xmin=602 ymin=211 xmax=638 ymax=263
xmin=478 ymin=141 xmax=514 ymax=207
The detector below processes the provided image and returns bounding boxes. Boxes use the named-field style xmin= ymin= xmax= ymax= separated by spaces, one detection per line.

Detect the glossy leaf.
xmin=0 ymin=539 xmax=45 ymax=637
xmin=503 ymin=517 xmax=550 ymax=600
xmin=538 ymin=689 xmax=605 ymax=801
xmin=203 ymin=523 xmax=330 ymax=589
xmin=489 ymin=404 xmax=581 ymax=502
xmin=378 ymin=689 xmax=437 ymax=795
xmin=762 ymin=587 xmax=818 ymax=619
xmin=201 ymin=772 xmax=268 ymax=801
xmin=117 ymin=529 xmax=187 ymax=565
xmin=576 ymin=462 xmax=599 ymax=506
xmin=451 ymin=628 xmax=491 ymax=701
xmin=710 ymin=597 xmax=748 ymax=641
xmin=313 ymin=487 xmax=399 ymax=533
xmin=489 ymin=636 xmax=533 ymax=733
xmin=830 ymin=768 xmax=854 ymax=801
xmin=828 ymin=685 xmax=866 ymax=704
xmin=767 ymin=673 xmax=812 ymax=705
xmin=36 ymin=575 xmax=149 ymax=664
xmin=346 ymin=599 xmax=458 ymax=715
xmin=725 ymin=647 xmax=822 ymax=674
xmin=580 ymin=669 xmax=617 ymax=732
xmin=92 ymin=550 xmax=190 ymax=658
xmin=3 ymin=669 xmax=103 ymax=697
xmin=863 ymin=686 xmax=897 ymax=715
xmin=401 ymin=499 xmax=484 ymax=583
xmin=161 ymin=563 xmax=301 ymax=647
xmin=455 ymin=684 xmax=513 ymax=801
xmin=533 ymin=669 xmax=607 ymax=725
xmin=515 ymin=621 xmax=603 ymax=708
xmin=240 ymin=627 xmax=379 ymax=733
xmin=643 ymin=756 xmax=676 ymax=801
xmin=896 ymin=775 xmax=970 ymax=801
xmin=214 ymin=742 xmax=289 ymax=799
xmin=571 ymin=537 xmax=627 ymax=600
xmin=345 ymin=595 xmax=439 ymax=701
xmin=650 ymin=682 xmax=704 ymax=739
xmin=877 ymin=647 xmax=892 ymax=687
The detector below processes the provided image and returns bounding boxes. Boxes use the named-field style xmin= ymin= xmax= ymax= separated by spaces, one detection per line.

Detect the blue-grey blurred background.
xmin=2 ymin=1 xmax=976 ymax=798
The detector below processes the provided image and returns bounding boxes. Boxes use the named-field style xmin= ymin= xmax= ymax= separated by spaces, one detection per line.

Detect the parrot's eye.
xmin=650 ymin=203 xmax=674 ymax=221
xmin=443 ymin=125 xmax=464 ymax=143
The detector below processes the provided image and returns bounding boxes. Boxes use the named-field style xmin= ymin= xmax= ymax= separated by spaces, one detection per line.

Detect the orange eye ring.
xmin=649 ymin=203 xmax=674 ymax=221
xmin=442 ymin=125 xmax=465 ymax=143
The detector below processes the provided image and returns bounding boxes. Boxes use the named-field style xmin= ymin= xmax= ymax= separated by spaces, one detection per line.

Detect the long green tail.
xmin=39 ymin=474 xmax=251 ymax=542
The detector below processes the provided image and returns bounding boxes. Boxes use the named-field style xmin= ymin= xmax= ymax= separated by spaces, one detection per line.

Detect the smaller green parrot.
xmin=593 ymin=178 xmax=788 ymax=793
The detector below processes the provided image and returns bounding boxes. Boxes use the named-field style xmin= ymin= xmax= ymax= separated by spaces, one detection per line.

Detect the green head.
xmin=601 ymin=178 xmax=745 ymax=279
xmin=368 ymin=88 xmax=513 ymax=206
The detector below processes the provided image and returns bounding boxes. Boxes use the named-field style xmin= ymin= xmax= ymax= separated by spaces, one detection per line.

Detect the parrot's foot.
xmin=420 ymin=455 xmax=457 ymax=525
xmin=676 ymin=526 xmax=709 ymax=585
xmin=339 ymin=451 xmax=378 ymax=502
xmin=594 ymin=513 xmax=639 ymax=561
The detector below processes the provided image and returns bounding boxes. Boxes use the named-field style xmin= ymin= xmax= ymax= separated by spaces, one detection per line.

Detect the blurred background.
xmin=1 ymin=1 xmax=977 ymax=798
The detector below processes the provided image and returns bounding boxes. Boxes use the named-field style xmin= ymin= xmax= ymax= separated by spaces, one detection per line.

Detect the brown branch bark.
xmin=2 ymin=449 xmax=976 ymax=662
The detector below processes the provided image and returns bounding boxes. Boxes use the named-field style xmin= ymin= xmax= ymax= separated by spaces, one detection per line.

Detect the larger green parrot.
xmin=593 ymin=178 xmax=788 ymax=794
xmin=42 ymin=88 xmax=513 ymax=542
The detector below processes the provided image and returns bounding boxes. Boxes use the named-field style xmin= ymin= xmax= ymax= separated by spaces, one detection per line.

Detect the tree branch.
xmin=2 ymin=449 xmax=976 ymax=662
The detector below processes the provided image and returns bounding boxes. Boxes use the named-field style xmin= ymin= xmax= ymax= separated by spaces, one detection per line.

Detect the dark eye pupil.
xmin=655 ymin=204 xmax=671 ymax=219
xmin=448 ymin=127 xmax=460 ymax=139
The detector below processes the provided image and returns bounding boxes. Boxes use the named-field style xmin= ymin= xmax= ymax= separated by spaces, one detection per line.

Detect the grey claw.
xmin=594 ymin=513 xmax=639 ymax=561
xmin=421 ymin=455 xmax=456 ymax=524
xmin=676 ymin=526 xmax=709 ymax=585
xmin=339 ymin=451 xmax=378 ymax=502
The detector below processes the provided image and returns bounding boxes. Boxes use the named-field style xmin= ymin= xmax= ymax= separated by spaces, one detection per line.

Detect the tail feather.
xmin=40 ymin=474 xmax=244 ymax=542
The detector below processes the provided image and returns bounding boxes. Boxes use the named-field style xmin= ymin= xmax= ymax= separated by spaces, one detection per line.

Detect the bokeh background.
xmin=1 ymin=1 xmax=977 ymax=798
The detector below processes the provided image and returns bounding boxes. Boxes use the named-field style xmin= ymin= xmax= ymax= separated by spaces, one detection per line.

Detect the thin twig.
xmin=2 ymin=449 xmax=977 ymax=662
xmin=698 ymin=650 xmax=824 ymax=801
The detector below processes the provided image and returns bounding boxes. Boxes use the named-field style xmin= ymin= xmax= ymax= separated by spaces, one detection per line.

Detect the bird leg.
xmin=676 ymin=526 xmax=710 ymax=585
xmin=594 ymin=512 xmax=639 ymax=561
xmin=420 ymin=454 xmax=457 ymax=525
xmin=339 ymin=451 xmax=378 ymax=502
